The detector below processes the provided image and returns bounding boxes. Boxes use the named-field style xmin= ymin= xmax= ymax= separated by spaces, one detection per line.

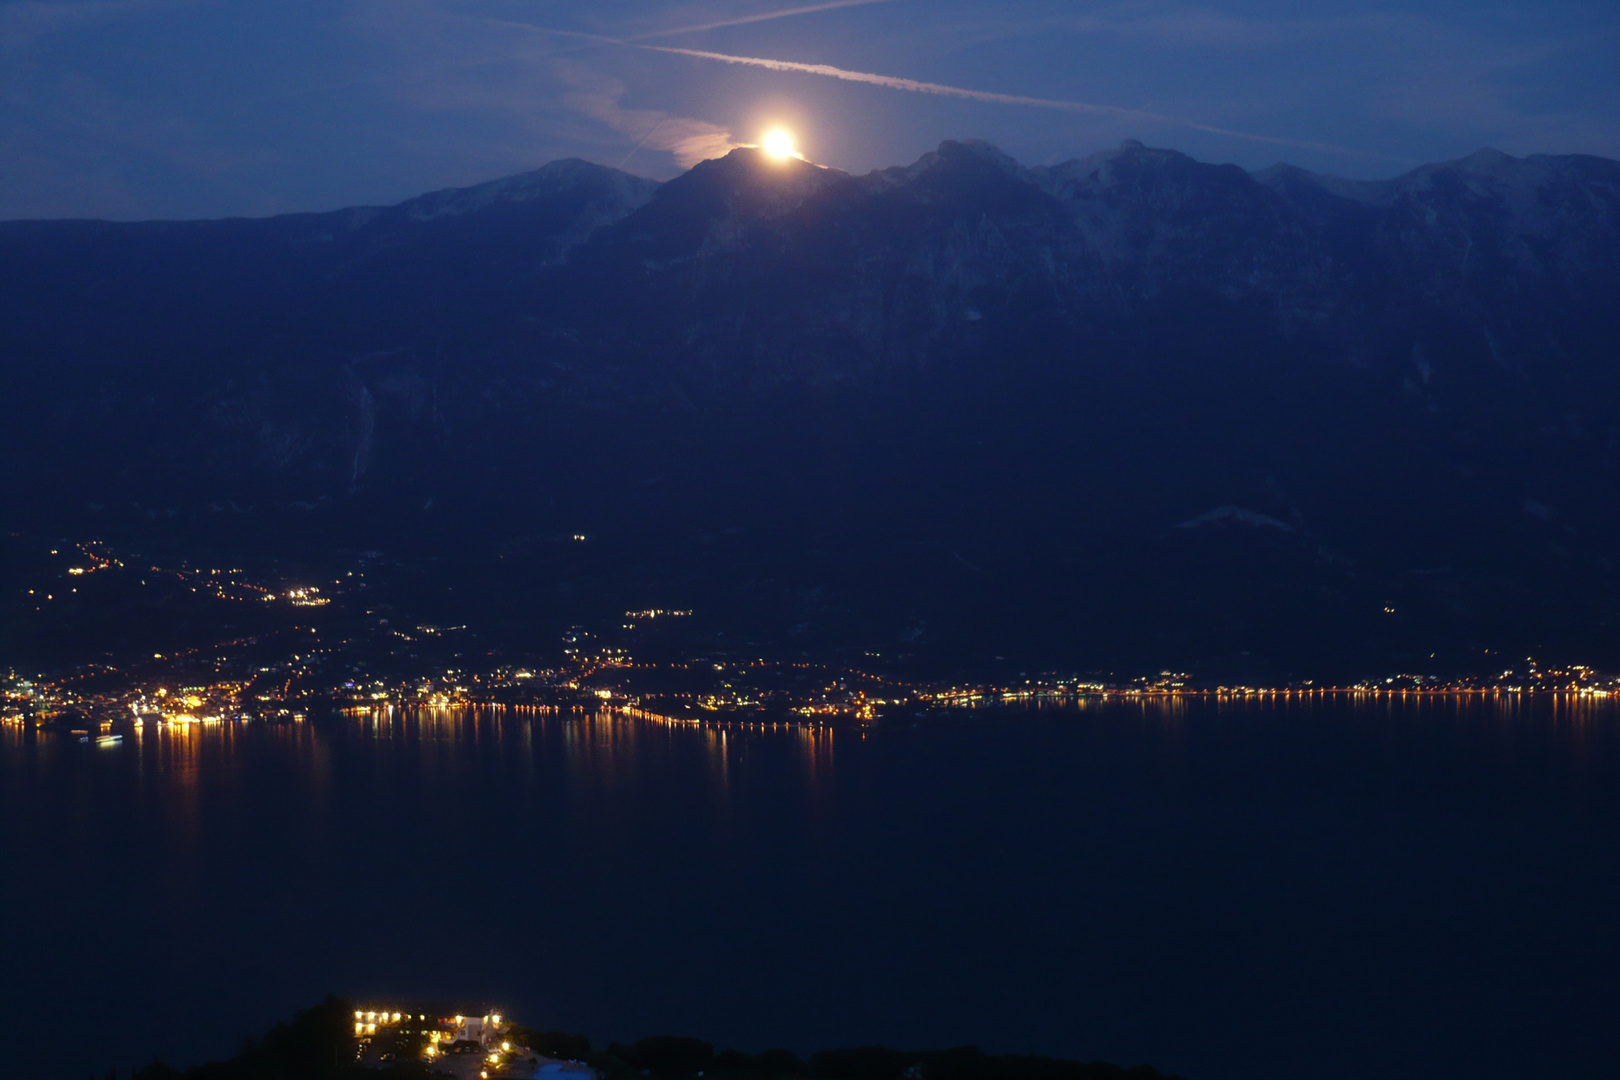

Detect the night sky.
xmin=3 ymin=0 xmax=1618 ymax=220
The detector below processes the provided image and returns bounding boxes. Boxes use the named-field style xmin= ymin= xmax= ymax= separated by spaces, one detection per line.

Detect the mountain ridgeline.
xmin=4 ymin=140 xmax=1619 ymax=681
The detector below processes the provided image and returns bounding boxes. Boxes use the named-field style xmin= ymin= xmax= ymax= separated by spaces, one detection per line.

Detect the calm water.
xmin=3 ymin=697 xmax=1618 ymax=1080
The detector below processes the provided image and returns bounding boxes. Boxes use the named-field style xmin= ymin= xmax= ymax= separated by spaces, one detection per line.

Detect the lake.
xmin=2 ymin=695 xmax=1617 ymax=1080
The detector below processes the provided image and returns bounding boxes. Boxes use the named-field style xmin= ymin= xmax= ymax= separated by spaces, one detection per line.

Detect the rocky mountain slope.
xmin=4 ymin=140 xmax=1619 ymax=679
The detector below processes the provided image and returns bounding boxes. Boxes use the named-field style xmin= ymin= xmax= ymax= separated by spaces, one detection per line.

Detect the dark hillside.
xmin=4 ymin=141 xmax=1619 ymax=680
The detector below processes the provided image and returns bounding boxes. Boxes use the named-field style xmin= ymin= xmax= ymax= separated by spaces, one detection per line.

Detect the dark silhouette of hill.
xmin=4 ymin=140 xmax=1619 ymax=681
xmin=126 ymin=999 xmax=1180 ymax=1080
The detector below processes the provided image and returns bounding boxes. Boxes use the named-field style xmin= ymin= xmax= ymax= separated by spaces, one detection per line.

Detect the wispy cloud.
xmin=398 ymin=1 xmax=898 ymax=171
xmin=554 ymin=59 xmax=741 ymax=168
xmin=335 ymin=2 xmax=742 ymax=172
xmin=357 ymin=1 xmax=908 ymax=171
xmin=940 ymin=4 xmax=1620 ymax=161
xmin=401 ymin=2 xmax=1389 ymax=170
xmin=628 ymin=0 xmax=898 ymax=41
xmin=638 ymin=43 xmax=1389 ymax=159
xmin=442 ymin=1 xmax=900 ymax=52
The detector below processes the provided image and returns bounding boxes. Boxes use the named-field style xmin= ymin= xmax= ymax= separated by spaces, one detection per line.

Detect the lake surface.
xmin=3 ymin=696 xmax=1618 ymax=1080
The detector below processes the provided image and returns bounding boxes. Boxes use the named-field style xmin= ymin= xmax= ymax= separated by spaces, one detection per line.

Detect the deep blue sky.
xmin=3 ymin=0 xmax=1617 ymax=219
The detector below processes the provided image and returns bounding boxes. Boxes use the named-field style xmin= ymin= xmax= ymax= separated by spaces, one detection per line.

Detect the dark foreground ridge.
xmin=5 ymin=141 xmax=1620 ymax=681
xmin=123 ymin=998 xmax=1182 ymax=1080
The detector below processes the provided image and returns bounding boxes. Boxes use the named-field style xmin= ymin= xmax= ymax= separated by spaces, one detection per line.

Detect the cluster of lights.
xmin=353 ymin=1008 xmax=406 ymax=1036
xmin=353 ymin=1008 xmax=507 ymax=1064
xmin=38 ymin=526 xmax=1620 ymax=734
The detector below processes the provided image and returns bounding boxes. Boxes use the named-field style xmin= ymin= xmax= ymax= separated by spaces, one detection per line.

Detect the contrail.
xmin=492 ymin=1 xmax=898 ymax=50
xmin=617 ymin=117 xmax=666 ymax=169
xmin=465 ymin=2 xmax=898 ymax=57
xmin=628 ymin=0 xmax=899 ymax=41
xmin=640 ymin=43 xmax=1389 ymax=159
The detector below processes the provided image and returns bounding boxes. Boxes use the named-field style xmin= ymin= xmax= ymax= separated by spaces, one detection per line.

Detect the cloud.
xmin=404 ymin=0 xmax=901 ymax=165
xmin=941 ymin=4 xmax=1620 ymax=161
xmin=554 ymin=59 xmax=740 ymax=168
xmin=628 ymin=0 xmax=898 ymax=41
xmin=336 ymin=2 xmax=743 ymax=171
xmin=639 ymin=43 xmax=1389 ymax=159
xmin=942 ymin=4 xmax=1395 ymax=53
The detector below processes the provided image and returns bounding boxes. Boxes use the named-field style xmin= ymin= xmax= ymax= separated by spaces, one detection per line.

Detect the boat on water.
xmin=83 ymin=734 xmax=123 ymax=746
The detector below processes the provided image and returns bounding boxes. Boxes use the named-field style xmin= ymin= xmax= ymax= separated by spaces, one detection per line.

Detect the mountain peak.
xmin=568 ymin=147 xmax=849 ymax=267
xmin=869 ymin=139 xmax=1040 ymax=197
xmin=397 ymin=159 xmax=659 ymax=222
xmin=655 ymin=146 xmax=847 ymax=212
xmin=1250 ymin=161 xmax=1388 ymax=203
xmin=1035 ymin=140 xmax=1214 ymax=196
xmin=1458 ymin=147 xmax=1516 ymax=168
xmin=6 ymin=138 xmax=1620 ymax=680
xmin=936 ymin=139 xmax=1023 ymax=165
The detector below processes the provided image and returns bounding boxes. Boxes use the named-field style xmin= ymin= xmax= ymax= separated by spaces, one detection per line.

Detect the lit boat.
xmin=95 ymin=734 xmax=123 ymax=746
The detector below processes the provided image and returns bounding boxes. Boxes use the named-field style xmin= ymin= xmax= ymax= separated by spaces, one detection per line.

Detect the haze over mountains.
xmin=4 ymin=140 xmax=1619 ymax=681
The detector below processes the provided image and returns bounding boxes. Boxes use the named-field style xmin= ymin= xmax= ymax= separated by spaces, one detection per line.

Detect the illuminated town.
xmin=343 ymin=1005 xmax=600 ymax=1077
xmin=8 ymin=538 xmax=1620 ymax=740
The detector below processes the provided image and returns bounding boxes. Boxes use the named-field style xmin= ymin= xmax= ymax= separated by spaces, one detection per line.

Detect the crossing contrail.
xmin=639 ymin=43 xmax=1389 ymax=159
xmin=629 ymin=0 xmax=899 ymax=41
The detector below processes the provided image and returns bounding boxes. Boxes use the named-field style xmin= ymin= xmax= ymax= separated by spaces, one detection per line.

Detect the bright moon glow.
xmin=760 ymin=128 xmax=800 ymax=160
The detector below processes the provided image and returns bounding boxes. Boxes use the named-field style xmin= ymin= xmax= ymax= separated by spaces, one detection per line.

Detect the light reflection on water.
xmin=2 ymin=693 xmax=1616 ymax=845
xmin=2 ymin=693 xmax=1615 ymax=817
xmin=0 ymin=705 xmax=839 ymax=796
xmin=2 ymin=697 xmax=1619 ymax=1080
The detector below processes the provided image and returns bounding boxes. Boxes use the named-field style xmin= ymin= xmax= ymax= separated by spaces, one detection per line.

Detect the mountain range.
xmin=4 ymin=139 xmax=1619 ymax=681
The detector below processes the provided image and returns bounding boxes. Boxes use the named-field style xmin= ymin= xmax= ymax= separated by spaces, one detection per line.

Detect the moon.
xmin=760 ymin=127 xmax=801 ymax=161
